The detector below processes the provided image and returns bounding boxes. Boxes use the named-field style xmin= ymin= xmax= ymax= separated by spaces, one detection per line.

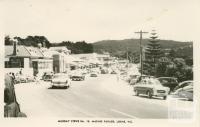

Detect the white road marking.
xmin=110 ymin=109 xmax=139 ymax=119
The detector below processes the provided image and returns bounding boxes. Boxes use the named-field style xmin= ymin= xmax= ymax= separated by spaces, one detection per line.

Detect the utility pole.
xmin=135 ymin=30 xmax=148 ymax=77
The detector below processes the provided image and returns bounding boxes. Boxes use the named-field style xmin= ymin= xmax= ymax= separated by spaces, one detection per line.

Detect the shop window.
xmin=5 ymin=57 xmax=24 ymax=68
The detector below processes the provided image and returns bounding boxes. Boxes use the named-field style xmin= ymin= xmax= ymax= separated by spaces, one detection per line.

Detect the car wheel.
xmin=163 ymin=96 xmax=167 ymax=100
xmin=147 ymin=91 xmax=152 ymax=99
xmin=135 ymin=90 xmax=139 ymax=96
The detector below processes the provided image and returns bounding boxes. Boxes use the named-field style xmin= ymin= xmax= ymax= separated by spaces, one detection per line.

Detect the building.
xmin=5 ymin=43 xmax=53 ymax=77
xmin=48 ymin=46 xmax=71 ymax=73
xmin=71 ymin=53 xmax=116 ymax=68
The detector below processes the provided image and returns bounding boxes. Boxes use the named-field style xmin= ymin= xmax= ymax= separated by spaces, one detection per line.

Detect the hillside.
xmin=92 ymin=39 xmax=193 ymax=57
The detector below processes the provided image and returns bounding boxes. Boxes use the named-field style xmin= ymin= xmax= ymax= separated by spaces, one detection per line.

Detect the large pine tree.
xmin=143 ymin=30 xmax=162 ymax=76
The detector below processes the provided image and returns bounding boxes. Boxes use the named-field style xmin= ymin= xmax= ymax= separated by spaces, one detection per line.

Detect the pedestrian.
xmin=19 ymin=69 xmax=22 ymax=75
xmin=35 ymin=74 xmax=40 ymax=85
xmin=11 ymin=73 xmax=16 ymax=84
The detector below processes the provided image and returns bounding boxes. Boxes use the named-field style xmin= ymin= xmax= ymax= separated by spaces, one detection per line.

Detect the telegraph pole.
xmin=135 ymin=30 xmax=148 ymax=77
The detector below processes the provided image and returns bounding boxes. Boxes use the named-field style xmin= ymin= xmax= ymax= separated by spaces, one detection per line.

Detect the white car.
xmin=172 ymin=81 xmax=193 ymax=101
xmin=133 ymin=78 xmax=170 ymax=100
xmin=51 ymin=73 xmax=71 ymax=88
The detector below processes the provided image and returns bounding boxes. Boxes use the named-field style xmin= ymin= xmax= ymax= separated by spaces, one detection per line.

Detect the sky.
xmin=1 ymin=0 xmax=199 ymax=43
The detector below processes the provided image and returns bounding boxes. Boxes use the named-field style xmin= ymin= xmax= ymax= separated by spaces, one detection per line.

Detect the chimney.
xmin=13 ymin=41 xmax=17 ymax=55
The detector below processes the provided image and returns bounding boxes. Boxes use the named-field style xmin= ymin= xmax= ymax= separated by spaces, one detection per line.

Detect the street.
xmin=15 ymin=74 xmax=193 ymax=119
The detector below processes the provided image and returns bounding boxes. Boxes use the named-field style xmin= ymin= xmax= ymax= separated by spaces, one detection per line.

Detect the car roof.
xmin=179 ymin=80 xmax=193 ymax=85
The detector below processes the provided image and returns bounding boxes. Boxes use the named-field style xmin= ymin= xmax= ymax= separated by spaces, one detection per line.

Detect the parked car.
xmin=157 ymin=77 xmax=178 ymax=93
xmin=172 ymin=81 xmax=193 ymax=101
xmin=71 ymin=73 xmax=85 ymax=81
xmin=90 ymin=73 xmax=98 ymax=77
xmin=51 ymin=73 xmax=71 ymax=88
xmin=133 ymin=78 xmax=170 ymax=100
xmin=15 ymin=74 xmax=27 ymax=83
xmin=101 ymin=69 xmax=109 ymax=74
xmin=110 ymin=70 xmax=117 ymax=74
xmin=26 ymin=75 xmax=35 ymax=82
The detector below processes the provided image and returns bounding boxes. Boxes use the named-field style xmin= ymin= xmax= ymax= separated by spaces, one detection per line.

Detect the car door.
xmin=178 ymin=86 xmax=193 ymax=100
xmin=137 ymin=80 xmax=147 ymax=94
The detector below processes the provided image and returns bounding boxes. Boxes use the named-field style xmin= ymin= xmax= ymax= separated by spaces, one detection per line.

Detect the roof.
xmin=5 ymin=46 xmax=31 ymax=57
xmin=42 ymin=50 xmax=60 ymax=58
xmin=49 ymin=46 xmax=70 ymax=53
xmin=71 ymin=53 xmax=110 ymax=59
xmin=25 ymin=47 xmax=44 ymax=57
xmin=5 ymin=45 xmax=47 ymax=58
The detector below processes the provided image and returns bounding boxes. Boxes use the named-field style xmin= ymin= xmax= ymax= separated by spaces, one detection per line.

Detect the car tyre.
xmin=135 ymin=90 xmax=139 ymax=96
xmin=147 ymin=91 xmax=152 ymax=99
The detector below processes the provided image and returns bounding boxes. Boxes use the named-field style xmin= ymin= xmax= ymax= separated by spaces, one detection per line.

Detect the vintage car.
xmin=110 ymin=70 xmax=117 ymax=74
xmin=100 ymin=69 xmax=109 ymax=74
xmin=71 ymin=73 xmax=85 ymax=81
xmin=15 ymin=74 xmax=27 ymax=83
xmin=172 ymin=81 xmax=193 ymax=101
xmin=90 ymin=73 xmax=98 ymax=77
xmin=157 ymin=77 xmax=178 ymax=92
xmin=51 ymin=73 xmax=71 ymax=88
xmin=133 ymin=78 xmax=170 ymax=100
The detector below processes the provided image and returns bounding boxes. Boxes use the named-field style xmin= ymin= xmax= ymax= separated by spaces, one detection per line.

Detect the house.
xmin=5 ymin=42 xmax=53 ymax=77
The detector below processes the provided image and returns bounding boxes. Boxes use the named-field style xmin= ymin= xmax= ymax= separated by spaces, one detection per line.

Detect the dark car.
xmin=157 ymin=77 xmax=178 ymax=92
xmin=100 ymin=69 xmax=108 ymax=74
xmin=71 ymin=73 xmax=85 ymax=81
xmin=90 ymin=73 xmax=98 ymax=77
xmin=110 ymin=70 xmax=117 ymax=74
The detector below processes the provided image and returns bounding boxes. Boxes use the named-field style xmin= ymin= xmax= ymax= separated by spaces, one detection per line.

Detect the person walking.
xmin=35 ymin=73 xmax=40 ymax=85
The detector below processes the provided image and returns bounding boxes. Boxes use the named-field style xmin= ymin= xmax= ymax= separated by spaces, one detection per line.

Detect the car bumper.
xmin=51 ymin=82 xmax=69 ymax=87
xmin=154 ymin=91 xmax=168 ymax=97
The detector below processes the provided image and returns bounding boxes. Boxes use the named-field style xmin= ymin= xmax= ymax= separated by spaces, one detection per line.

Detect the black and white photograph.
xmin=1 ymin=0 xmax=200 ymax=127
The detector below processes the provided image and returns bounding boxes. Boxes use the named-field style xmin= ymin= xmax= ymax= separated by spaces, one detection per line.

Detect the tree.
xmin=156 ymin=57 xmax=171 ymax=77
xmin=164 ymin=58 xmax=193 ymax=82
xmin=13 ymin=36 xmax=51 ymax=48
xmin=51 ymin=40 xmax=94 ymax=54
xmin=143 ymin=30 xmax=162 ymax=76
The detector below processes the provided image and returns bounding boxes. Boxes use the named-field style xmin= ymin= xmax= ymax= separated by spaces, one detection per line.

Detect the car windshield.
xmin=180 ymin=82 xmax=193 ymax=88
xmin=159 ymin=78 xmax=177 ymax=83
xmin=143 ymin=79 xmax=161 ymax=85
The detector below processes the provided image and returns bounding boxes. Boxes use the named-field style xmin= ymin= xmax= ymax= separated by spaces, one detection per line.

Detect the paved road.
xmin=15 ymin=74 xmax=193 ymax=118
